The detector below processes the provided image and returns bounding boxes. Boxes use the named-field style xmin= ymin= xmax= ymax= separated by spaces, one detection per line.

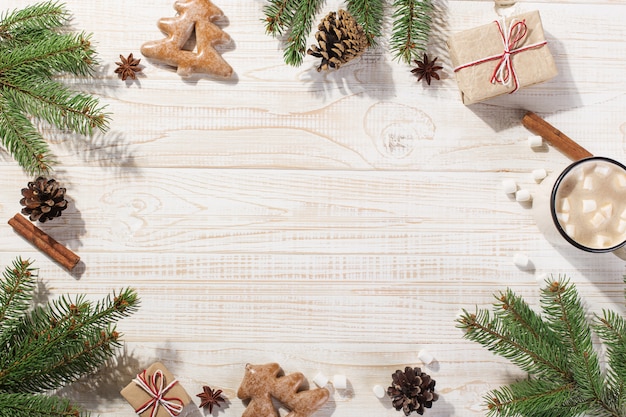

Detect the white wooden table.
xmin=1 ymin=1 xmax=625 ymax=416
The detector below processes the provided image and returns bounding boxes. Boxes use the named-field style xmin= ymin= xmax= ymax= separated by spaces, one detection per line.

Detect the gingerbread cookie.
xmin=141 ymin=0 xmax=233 ymax=78
xmin=237 ymin=363 xmax=330 ymax=417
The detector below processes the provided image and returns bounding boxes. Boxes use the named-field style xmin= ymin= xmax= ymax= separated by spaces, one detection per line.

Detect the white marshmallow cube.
xmin=618 ymin=219 xmax=626 ymax=234
xmin=565 ymin=224 xmax=576 ymax=238
xmin=595 ymin=164 xmax=611 ymax=177
xmin=513 ymin=253 xmax=531 ymax=269
xmin=515 ymin=189 xmax=532 ymax=202
xmin=333 ymin=374 xmax=347 ymax=390
xmin=372 ymin=385 xmax=386 ymax=399
xmin=583 ymin=176 xmax=594 ymax=190
xmin=528 ymin=135 xmax=543 ymax=148
xmin=596 ymin=235 xmax=611 ymax=247
xmin=617 ymin=174 xmax=626 ymax=188
xmin=532 ymin=168 xmax=547 ymax=182
xmin=582 ymin=199 xmax=597 ymax=213
xmin=556 ymin=212 xmax=570 ymax=223
xmin=418 ymin=349 xmax=434 ymax=365
xmin=600 ymin=203 xmax=613 ymax=219
xmin=560 ymin=198 xmax=571 ymax=212
xmin=313 ymin=372 xmax=329 ymax=388
xmin=502 ymin=179 xmax=517 ymax=195
xmin=590 ymin=212 xmax=606 ymax=228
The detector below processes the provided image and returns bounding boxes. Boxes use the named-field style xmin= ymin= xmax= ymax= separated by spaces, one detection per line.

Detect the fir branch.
xmin=283 ymin=0 xmax=325 ymax=66
xmin=0 ymin=1 xmax=109 ymax=175
xmin=0 ymin=288 xmax=138 ymax=393
xmin=0 ymin=392 xmax=84 ymax=417
xmin=0 ymin=1 xmax=67 ymax=42
xmin=0 ymin=94 xmax=54 ymax=174
xmin=458 ymin=276 xmax=626 ymax=417
xmin=390 ymin=0 xmax=432 ymax=63
xmin=0 ymin=259 xmax=36 ymax=331
xmin=346 ymin=0 xmax=384 ymax=46
xmin=263 ymin=0 xmax=298 ymax=36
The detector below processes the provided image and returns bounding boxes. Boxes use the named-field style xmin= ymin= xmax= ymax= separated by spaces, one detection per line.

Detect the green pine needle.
xmin=457 ymin=276 xmax=626 ymax=417
xmin=0 ymin=1 xmax=109 ymax=175
xmin=346 ymin=0 xmax=384 ymax=46
xmin=0 ymin=257 xmax=139 ymax=417
xmin=282 ymin=0 xmax=325 ymax=67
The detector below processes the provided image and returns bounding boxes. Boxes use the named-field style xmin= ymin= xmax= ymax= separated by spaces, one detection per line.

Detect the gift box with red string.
xmin=447 ymin=10 xmax=558 ymax=105
xmin=121 ymin=362 xmax=192 ymax=417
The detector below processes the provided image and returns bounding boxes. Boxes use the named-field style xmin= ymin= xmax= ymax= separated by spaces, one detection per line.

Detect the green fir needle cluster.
xmin=263 ymin=0 xmax=432 ymax=66
xmin=0 ymin=1 xmax=109 ymax=175
xmin=457 ymin=276 xmax=626 ymax=417
xmin=0 ymin=257 xmax=139 ymax=417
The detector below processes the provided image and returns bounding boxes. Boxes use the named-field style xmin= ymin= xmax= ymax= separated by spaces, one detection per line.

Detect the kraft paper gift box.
xmin=121 ymin=362 xmax=192 ymax=417
xmin=447 ymin=10 xmax=558 ymax=105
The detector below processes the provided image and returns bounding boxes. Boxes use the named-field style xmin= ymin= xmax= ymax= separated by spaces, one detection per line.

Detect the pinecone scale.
xmin=20 ymin=177 xmax=68 ymax=222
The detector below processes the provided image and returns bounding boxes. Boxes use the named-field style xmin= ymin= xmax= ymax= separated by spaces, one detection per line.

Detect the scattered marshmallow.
xmin=513 ymin=253 xmax=531 ymax=269
xmin=596 ymin=235 xmax=611 ymax=248
xmin=418 ymin=349 xmax=434 ymax=365
xmin=515 ymin=189 xmax=532 ymax=202
xmin=560 ymin=198 xmax=571 ymax=212
xmin=616 ymin=174 xmax=626 ymax=188
xmin=600 ymin=203 xmax=613 ymax=219
xmin=582 ymin=199 xmax=597 ymax=213
xmin=565 ymin=224 xmax=576 ymax=238
xmin=333 ymin=374 xmax=347 ymax=390
xmin=583 ymin=176 xmax=594 ymax=190
xmin=556 ymin=212 xmax=570 ymax=223
xmin=502 ymin=179 xmax=517 ymax=195
xmin=527 ymin=135 xmax=543 ymax=148
xmin=313 ymin=372 xmax=329 ymax=388
xmin=373 ymin=385 xmax=386 ymax=399
xmin=532 ymin=168 xmax=547 ymax=182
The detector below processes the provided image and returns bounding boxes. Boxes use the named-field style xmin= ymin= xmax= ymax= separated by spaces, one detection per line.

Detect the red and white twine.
xmin=133 ymin=369 xmax=185 ymax=417
xmin=453 ymin=18 xmax=548 ymax=93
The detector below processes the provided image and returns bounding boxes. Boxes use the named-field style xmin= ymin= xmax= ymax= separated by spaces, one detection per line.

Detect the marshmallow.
xmin=513 ymin=253 xmax=531 ymax=269
xmin=617 ymin=174 xmax=626 ymax=188
xmin=532 ymin=168 xmax=547 ymax=182
xmin=590 ymin=212 xmax=606 ymax=228
xmin=418 ymin=349 xmax=434 ymax=365
xmin=618 ymin=219 xmax=626 ymax=234
xmin=600 ymin=203 xmax=613 ymax=219
xmin=596 ymin=235 xmax=611 ymax=248
xmin=313 ymin=372 xmax=329 ymax=388
xmin=333 ymin=374 xmax=347 ymax=390
xmin=556 ymin=212 xmax=570 ymax=223
xmin=582 ymin=199 xmax=597 ymax=213
xmin=528 ymin=135 xmax=543 ymax=148
xmin=565 ymin=224 xmax=576 ymax=238
xmin=560 ymin=198 xmax=571 ymax=212
xmin=583 ymin=176 xmax=594 ymax=190
xmin=595 ymin=164 xmax=611 ymax=177
xmin=502 ymin=179 xmax=517 ymax=195
xmin=515 ymin=189 xmax=532 ymax=202
xmin=372 ymin=385 xmax=386 ymax=399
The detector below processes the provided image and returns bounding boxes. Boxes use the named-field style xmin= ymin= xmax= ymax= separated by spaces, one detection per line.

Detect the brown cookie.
xmin=141 ymin=0 xmax=233 ymax=78
xmin=237 ymin=363 xmax=330 ymax=417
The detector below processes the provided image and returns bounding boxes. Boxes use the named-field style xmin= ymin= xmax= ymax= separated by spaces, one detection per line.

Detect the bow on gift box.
xmin=133 ymin=369 xmax=185 ymax=417
xmin=454 ymin=18 xmax=548 ymax=93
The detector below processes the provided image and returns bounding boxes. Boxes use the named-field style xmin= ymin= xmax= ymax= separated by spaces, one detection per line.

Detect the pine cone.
xmin=20 ymin=177 xmax=68 ymax=222
xmin=307 ymin=9 xmax=369 ymax=72
xmin=387 ymin=367 xmax=438 ymax=415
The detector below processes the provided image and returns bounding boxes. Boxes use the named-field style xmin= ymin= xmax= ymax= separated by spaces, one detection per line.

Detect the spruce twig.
xmin=346 ymin=0 xmax=384 ymax=46
xmin=283 ymin=0 xmax=325 ymax=67
xmin=0 ymin=1 xmax=109 ymax=175
xmin=0 ymin=257 xmax=139 ymax=417
xmin=457 ymin=276 xmax=626 ymax=417
xmin=390 ymin=0 xmax=433 ymax=63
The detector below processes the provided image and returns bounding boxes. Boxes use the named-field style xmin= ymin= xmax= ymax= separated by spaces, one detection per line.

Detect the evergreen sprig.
xmin=262 ymin=0 xmax=433 ymax=66
xmin=0 ymin=1 xmax=109 ymax=175
xmin=0 ymin=257 xmax=139 ymax=417
xmin=457 ymin=276 xmax=626 ymax=417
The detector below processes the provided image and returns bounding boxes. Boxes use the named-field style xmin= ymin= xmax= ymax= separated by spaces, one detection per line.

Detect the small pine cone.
xmin=307 ymin=9 xmax=369 ymax=72
xmin=20 ymin=177 xmax=68 ymax=223
xmin=387 ymin=367 xmax=438 ymax=415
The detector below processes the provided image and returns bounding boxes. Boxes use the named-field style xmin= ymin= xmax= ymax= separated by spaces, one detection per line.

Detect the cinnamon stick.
xmin=8 ymin=213 xmax=80 ymax=271
xmin=522 ymin=111 xmax=593 ymax=161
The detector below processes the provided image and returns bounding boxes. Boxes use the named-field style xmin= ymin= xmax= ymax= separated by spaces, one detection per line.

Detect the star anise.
xmin=197 ymin=385 xmax=225 ymax=413
xmin=114 ymin=53 xmax=142 ymax=81
xmin=411 ymin=53 xmax=443 ymax=85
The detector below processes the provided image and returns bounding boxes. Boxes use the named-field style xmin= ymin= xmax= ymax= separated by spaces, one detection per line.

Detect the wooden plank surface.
xmin=1 ymin=0 xmax=625 ymax=416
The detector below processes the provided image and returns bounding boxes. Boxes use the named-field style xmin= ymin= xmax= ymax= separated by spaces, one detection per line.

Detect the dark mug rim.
xmin=550 ymin=156 xmax=626 ymax=253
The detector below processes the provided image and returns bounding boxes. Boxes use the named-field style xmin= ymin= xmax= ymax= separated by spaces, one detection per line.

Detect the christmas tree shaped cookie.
xmin=237 ymin=363 xmax=329 ymax=417
xmin=141 ymin=0 xmax=233 ymax=77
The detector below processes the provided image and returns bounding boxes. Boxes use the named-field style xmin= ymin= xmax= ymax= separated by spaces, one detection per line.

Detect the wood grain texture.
xmin=1 ymin=0 xmax=625 ymax=416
